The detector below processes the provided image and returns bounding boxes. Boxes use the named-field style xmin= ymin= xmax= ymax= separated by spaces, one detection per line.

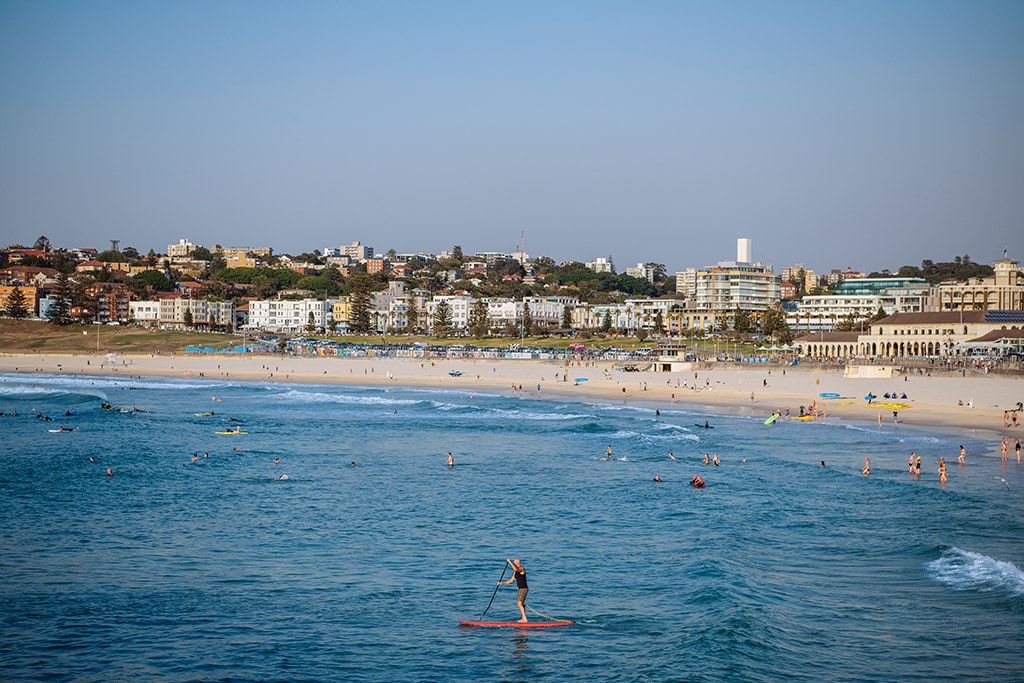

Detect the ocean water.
xmin=2 ymin=372 xmax=1023 ymax=682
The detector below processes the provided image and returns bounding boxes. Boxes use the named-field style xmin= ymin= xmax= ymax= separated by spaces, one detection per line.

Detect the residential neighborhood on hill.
xmin=1 ymin=235 xmax=1022 ymax=360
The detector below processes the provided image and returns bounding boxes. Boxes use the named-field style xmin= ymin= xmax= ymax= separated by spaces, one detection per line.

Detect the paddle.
xmin=480 ymin=562 xmax=508 ymax=619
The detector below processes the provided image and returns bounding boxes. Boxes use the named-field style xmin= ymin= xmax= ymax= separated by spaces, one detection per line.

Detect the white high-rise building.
xmin=737 ymin=238 xmax=752 ymax=264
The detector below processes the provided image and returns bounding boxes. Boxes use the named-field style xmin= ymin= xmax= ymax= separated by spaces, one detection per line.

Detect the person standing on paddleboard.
xmin=499 ymin=558 xmax=529 ymax=622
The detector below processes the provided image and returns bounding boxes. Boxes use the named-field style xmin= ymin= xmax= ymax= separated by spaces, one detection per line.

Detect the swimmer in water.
xmin=447 ymin=452 xmax=455 ymax=467
xmin=653 ymin=475 xmax=662 ymax=482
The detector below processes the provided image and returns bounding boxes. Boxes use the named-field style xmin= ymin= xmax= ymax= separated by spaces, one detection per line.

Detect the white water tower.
xmin=737 ymin=238 xmax=752 ymax=264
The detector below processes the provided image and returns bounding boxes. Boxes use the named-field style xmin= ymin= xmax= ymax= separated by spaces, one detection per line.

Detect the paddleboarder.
xmin=498 ymin=558 xmax=529 ymax=622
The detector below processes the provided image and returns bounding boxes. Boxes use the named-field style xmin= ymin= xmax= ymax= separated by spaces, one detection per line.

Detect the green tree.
xmin=71 ymin=276 xmax=96 ymax=322
xmin=3 ymin=285 xmax=30 ymax=319
xmin=96 ymin=250 xmax=125 ymax=263
xmin=348 ymin=276 xmax=373 ymax=334
xmin=47 ymin=273 xmax=73 ymax=325
xmin=405 ymin=296 xmax=420 ymax=333
xmin=561 ymin=305 xmax=573 ymax=329
xmin=601 ymin=310 xmax=613 ymax=334
xmin=33 ymin=235 xmax=51 ymax=252
xmin=192 ymin=246 xmax=213 ymax=261
xmin=50 ymin=249 xmax=77 ymax=274
xmin=468 ymin=298 xmax=490 ymax=339
xmin=761 ymin=304 xmax=787 ymax=341
xmin=183 ymin=306 xmax=194 ymax=328
xmin=306 ymin=311 xmax=316 ymax=333
xmin=734 ymin=308 xmax=752 ymax=333
xmin=521 ymin=302 xmax=533 ymax=336
xmin=654 ymin=310 xmax=664 ymax=334
xmin=433 ymin=299 xmax=453 ymax=337
xmin=133 ymin=269 xmax=173 ymax=292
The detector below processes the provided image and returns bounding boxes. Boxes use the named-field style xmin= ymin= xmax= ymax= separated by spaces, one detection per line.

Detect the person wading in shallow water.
xmin=499 ymin=558 xmax=529 ymax=622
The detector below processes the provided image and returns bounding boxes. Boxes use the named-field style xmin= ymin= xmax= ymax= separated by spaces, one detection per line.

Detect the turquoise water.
xmin=2 ymin=372 xmax=1023 ymax=682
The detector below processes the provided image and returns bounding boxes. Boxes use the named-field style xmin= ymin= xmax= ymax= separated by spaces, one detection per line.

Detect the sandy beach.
xmin=3 ymin=351 xmax=1022 ymax=450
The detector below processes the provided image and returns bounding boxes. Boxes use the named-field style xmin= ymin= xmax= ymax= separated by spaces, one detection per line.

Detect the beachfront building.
xmin=247 ymin=299 xmax=330 ymax=333
xmin=167 ymin=239 xmax=197 ymax=262
xmin=211 ymin=245 xmax=272 ymax=269
xmin=324 ymin=242 xmax=373 ymax=263
xmin=666 ymin=303 xmax=716 ymax=335
xmin=0 ymin=285 xmax=39 ymax=317
xmin=89 ymin=283 xmax=132 ymax=324
xmin=781 ymin=264 xmax=819 ymax=293
xmin=934 ymin=258 xmax=1024 ymax=312
xmin=625 ymin=263 xmax=656 ymax=283
xmin=823 ymin=267 xmax=867 ymax=287
xmin=674 ymin=268 xmax=697 ymax=297
xmin=798 ymin=310 xmax=1024 ymax=359
xmin=372 ymin=281 xmax=410 ymax=332
xmin=130 ymin=300 xmax=161 ymax=325
xmin=426 ymin=294 xmax=474 ymax=333
xmin=331 ymin=298 xmax=350 ymax=332
xmin=159 ymin=298 xmax=235 ymax=330
xmin=695 ymin=240 xmax=781 ymax=329
xmin=788 ymin=277 xmax=933 ymax=334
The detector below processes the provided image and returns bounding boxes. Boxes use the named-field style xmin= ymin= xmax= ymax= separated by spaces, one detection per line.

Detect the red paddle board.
xmin=459 ymin=620 xmax=573 ymax=628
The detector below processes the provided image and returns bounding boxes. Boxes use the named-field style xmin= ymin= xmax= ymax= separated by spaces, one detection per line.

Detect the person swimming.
xmin=690 ymin=475 xmax=706 ymax=488
xmin=653 ymin=475 xmax=662 ymax=482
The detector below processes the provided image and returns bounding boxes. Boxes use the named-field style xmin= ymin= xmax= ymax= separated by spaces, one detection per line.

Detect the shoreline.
xmin=2 ymin=351 xmax=1021 ymax=454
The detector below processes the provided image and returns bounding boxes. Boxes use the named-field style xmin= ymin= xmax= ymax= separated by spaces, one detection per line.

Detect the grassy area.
xmin=0 ymin=320 xmax=237 ymax=354
xmin=1 ymin=319 xmax=748 ymax=356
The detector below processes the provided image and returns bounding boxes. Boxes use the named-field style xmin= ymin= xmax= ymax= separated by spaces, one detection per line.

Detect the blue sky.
xmin=1 ymin=1 xmax=1021 ymax=275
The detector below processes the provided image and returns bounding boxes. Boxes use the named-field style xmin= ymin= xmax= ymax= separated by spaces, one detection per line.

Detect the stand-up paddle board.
xmin=764 ymin=414 xmax=779 ymax=425
xmin=459 ymin=620 xmax=574 ymax=628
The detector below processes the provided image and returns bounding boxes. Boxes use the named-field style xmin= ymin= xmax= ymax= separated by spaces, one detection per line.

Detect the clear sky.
xmin=1 ymin=1 xmax=1021 ymax=275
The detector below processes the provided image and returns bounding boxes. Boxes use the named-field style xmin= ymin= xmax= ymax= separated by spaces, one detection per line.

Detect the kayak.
xmin=215 ymin=430 xmax=248 ymax=435
xmin=458 ymin=620 xmax=573 ymax=628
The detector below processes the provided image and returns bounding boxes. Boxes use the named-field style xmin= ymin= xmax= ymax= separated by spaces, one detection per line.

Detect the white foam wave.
xmin=278 ymin=389 xmax=422 ymax=407
xmin=926 ymin=547 xmax=1024 ymax=597
xmin=0 ymin=373 xmax=229 ymax=393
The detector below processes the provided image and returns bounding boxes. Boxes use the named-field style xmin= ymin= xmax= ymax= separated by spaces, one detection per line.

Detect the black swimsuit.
xmin=514 ymin=568 xmax=528 ymax=589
